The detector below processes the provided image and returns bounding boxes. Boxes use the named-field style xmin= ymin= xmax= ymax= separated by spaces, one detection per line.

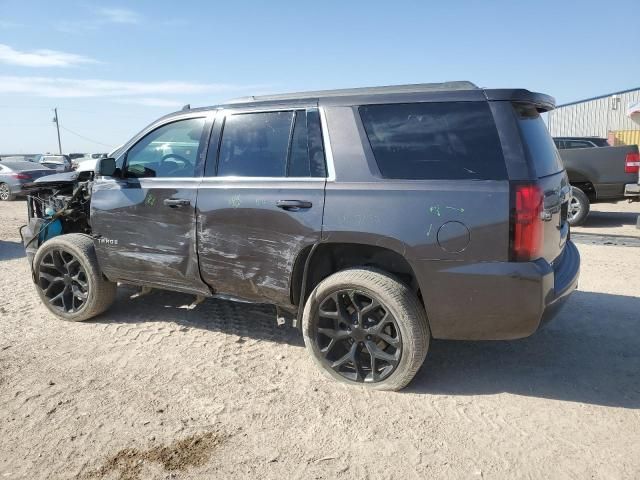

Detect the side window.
xmin=218 ymin=111 xmax=293 ymax=177
xmin=359 ymin=102 xmax=507 ymax=180
xmin=125 ymin=117 xmax=205 ymax=178
xmin=567 ymin=140 xmax=591 ymax=149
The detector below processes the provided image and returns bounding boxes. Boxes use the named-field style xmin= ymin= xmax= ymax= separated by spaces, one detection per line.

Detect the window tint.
xmin=359 ymin=102 xmax=507 ymax=180
xmin=218 ymin=111 xmax=293 ymax=177
xmin=288 ymin=111 xmax=310 ymax=177
xmin=514 ymin=104 xmax=564 ymax=178
xmin=125 ymin=118 xmax=205 ymax=178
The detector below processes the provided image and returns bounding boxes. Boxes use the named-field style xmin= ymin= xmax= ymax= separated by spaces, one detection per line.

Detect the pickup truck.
xmin=559 ymin=144 xmax=640 ymax=225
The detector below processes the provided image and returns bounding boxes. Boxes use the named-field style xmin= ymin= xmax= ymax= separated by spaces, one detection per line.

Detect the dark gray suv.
xmin=21 ymin=82 xmax=580 ymax=390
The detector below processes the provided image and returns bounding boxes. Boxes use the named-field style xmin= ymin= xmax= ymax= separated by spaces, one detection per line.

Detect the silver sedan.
xmin=0 ymin=161 xmax=56 ymax=201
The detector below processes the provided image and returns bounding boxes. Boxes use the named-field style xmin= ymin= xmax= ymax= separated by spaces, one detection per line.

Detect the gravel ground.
xmin=1 ymin=199 xmax=639 ymax=479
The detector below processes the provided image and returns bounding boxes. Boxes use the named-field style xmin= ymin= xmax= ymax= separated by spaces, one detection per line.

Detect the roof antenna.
xmin=182 ymin=104 xmax=191 ymax=111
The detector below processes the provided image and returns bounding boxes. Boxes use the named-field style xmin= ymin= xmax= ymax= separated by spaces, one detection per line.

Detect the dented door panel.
xmin=91 ymin=178 xmax=211 ymax=295
xmin=196 ymin=178 xmax=325 ymax=305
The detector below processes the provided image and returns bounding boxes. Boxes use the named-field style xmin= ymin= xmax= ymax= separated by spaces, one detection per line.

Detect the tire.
xmin=0 ymin=183 xmax=14 ymax=201
xmin=33 ymin=234 xmax=117 ymax=321
xmin=302 ymin=268 xmax=430 ymax=391
xmin=568 ymin=187 xmax=590 ymax=226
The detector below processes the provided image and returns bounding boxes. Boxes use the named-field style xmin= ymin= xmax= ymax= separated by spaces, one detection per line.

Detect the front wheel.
xmin=33 ymin=234 xmax=117 ymax=321
xmin=567 ymin=187 xmax=590 ymax=226
xmin=302 ymin=268 xmax=430 ymax=391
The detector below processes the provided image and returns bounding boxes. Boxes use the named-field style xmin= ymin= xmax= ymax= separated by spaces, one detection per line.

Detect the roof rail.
xmin=226 ymin=81 xmax=479 ymax=104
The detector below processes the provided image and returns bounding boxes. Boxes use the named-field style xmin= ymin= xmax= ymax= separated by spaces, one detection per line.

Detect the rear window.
xmin=514 ymin=104 xmax=564 ymax=177
xmin=359 ymin=102 xmax=507 ymax=180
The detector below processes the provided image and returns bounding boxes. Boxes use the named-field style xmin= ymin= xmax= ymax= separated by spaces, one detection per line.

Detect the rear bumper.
xmin=624 ymin=182 xmax=640 ymax=200
xmin=416 ymin=241 xmax=580 ymax=340
xmin=539 ymin=240 xmax=580 ymax=326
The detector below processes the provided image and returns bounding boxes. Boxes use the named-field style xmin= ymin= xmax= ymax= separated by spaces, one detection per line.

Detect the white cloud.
xmin=0 ymin=44 xmax=97 ymax=67
xmin=0 ymin=76 xmax=262 ymax=102
xmin=97 ymin=8 xmax=140 ymax=24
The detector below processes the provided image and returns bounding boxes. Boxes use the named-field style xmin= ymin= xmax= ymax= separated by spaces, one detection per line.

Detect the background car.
xmin=0 ymin=155 xmax=38 ymax=163
xmin=71 ymin=153 xmax=107 ymax=169
xmin=38 ymin=154 xmax=72 ymax=172
xmin=75 ymin=157 xmax=99 ymax=173
xmin=557 ymin=143 xmax=639 ymax=225
xmin=0 ymin=160 xmax=55 ymax=201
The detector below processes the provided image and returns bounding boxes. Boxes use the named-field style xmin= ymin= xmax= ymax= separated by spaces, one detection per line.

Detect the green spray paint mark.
xmin=445 ymin=206 xmax=465 ymax=213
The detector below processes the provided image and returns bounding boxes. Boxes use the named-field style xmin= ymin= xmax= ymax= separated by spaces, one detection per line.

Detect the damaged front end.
xmin=20 ymin=170 xmax=94 ymax=266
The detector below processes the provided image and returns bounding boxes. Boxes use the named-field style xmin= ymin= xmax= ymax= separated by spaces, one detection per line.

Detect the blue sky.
xmin=1 ymin=0 xmax=639 ymax=153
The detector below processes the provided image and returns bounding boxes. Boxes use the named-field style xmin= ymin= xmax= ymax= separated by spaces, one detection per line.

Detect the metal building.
xmin=547 ymin=87 xmax=640 ymax=146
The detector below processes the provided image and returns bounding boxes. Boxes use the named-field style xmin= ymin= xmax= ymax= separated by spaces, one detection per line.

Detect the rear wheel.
xmin=302 ymin=268 xmax=429 ymax=391
xmin=33 ymin=234 xmax=117 ymax=321
xmin=568 ymin=187 xmax=590 ymax=226
xmin=0 ymin=183 xmax=14 ymax=201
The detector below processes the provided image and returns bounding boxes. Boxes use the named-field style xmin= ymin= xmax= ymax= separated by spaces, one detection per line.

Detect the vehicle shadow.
xmin=93 ymin=286 xmax=304 ymax=347
xmin=0 ymin=240 xmax=25 ymax=261
xmin=408 ymin=290 xmax=640 ymax=408
xmin=96 ymin=288 xmax=639 ymax=408
xmin=578 ymin=210 xmax=639 ymax=229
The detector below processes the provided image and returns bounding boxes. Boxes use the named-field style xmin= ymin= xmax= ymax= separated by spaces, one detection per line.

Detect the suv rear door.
xmin=196 ymin=106 xmax=326 ymax=306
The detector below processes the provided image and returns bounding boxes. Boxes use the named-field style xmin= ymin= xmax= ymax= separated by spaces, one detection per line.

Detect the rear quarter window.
xmin=514 ymin=104 xmax=564 ymax=178
xmin=359 ymin=102 xmax=507 ymax=180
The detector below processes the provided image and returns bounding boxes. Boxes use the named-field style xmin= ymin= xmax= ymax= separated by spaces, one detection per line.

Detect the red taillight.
xmin=510 ymin=184 xmax=543 ymax=262
xmin=11 ymin=173 xmax=31 ymax=180
xmin=625 ymin=152 xmax=639 ymax=174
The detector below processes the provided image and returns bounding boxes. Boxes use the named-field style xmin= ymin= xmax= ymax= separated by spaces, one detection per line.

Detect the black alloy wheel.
xmin=313 ymin=289 xmax=402 ymax=383
xmin=37 ymin=248 xmax=89 ymax=314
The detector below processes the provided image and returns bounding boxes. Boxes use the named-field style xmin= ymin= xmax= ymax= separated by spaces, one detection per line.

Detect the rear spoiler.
xmin=484 ymin=89 xmax=556 ymax=113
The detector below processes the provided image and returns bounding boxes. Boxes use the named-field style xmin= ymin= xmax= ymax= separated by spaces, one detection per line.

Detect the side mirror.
xmin=97 ymin=157 xmax=117 ymax=177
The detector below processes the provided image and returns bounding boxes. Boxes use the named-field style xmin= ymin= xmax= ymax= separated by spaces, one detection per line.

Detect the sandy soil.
xmin=1 ymin=199 xmax=639 ymax=479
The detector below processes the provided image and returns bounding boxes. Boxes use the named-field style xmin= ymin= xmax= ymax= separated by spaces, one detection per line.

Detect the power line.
xmin=58 ymin=125 xmax=115 ymax=149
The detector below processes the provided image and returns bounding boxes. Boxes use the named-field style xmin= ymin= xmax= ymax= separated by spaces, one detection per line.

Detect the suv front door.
xmin=196 ymin=107 xmax=327 ymax=306
xmin=91 ymin=113 xmax=214 ymax=295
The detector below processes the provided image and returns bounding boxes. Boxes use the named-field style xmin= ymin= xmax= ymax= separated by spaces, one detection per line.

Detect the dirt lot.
xmin=1 ymin=199 xmax=639 ymax=479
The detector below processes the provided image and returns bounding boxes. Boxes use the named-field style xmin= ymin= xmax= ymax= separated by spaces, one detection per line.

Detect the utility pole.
xmin=52 ymin=108 xmax=62 ymax=154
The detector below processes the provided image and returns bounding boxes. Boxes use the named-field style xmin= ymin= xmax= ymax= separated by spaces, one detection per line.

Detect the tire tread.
xmin=33 ymin=233 xmax=116 ymax=321
xmin=302 ymin=267 xmax=430 ymax=391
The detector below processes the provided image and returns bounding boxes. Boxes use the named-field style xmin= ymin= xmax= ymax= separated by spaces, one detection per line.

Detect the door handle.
xmin=276 ymin=200 xmax=312 ymax=211
xmin=163 ymin=198 xmax=190 ymax=208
